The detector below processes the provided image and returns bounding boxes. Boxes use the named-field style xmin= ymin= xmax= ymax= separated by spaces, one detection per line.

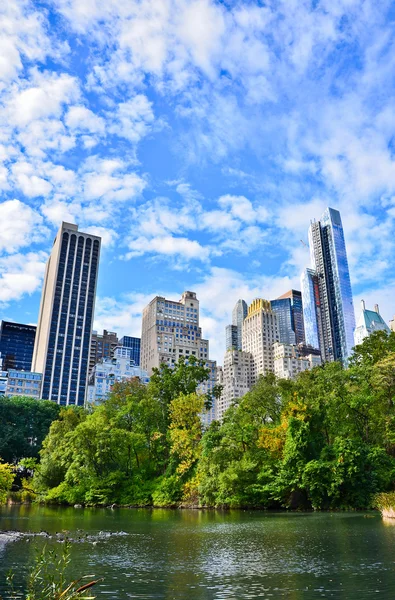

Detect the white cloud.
xmin=0 ymin=199 xmax=48 ymax=252
xmin=65 ymin=105 xmax=106 ymax=134
xmin=126 ymin=234 xmax=211 ymax=262
xmin=0 ymin=251 xmax=47 ymax=304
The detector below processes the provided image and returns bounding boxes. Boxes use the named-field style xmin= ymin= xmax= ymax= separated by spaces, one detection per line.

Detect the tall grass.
xmin=374 ymin=492 xmax=395 ymax=518
xmin=2 ymin=541 xmax=101 ymax=600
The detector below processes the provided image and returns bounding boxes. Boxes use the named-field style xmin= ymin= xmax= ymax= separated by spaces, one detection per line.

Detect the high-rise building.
xmin=5 ymin=370 xmax=42 ymax=399
xmin=0 ymin=321 xmax=36 ymax=371
xmin=273 ymin=342 xmax=321 ymax=380
xmin=276 ymin=290 xmax=305 ymax=344
xmin=242 ymin=298 xmax=279 ymax=385
xmin=225 ymin=324 xmax=238 ymax=351
xmin=217 ymin=349 xmax=254 ymax=420
xmin=270 ymin=298 xmax=296 ymax=345
xmin=354 ymin=301 xmax=390 ymax=346
xmin=300 ymin=268 xmax=323 ymax=351
xmin=89 ymin=329 xmax=118 ymax=374
xmin=119 ymin=336 xmax=141 ymax=366
xmin=232 ymin=299 xmax=248 ymax=350
xmin=302 ymin=207 xmax=355 ymax=364
xmin=32 ymin=222 xmax=101 ymax=406
xmin=140 ymin=291 xmax=217 ymax=423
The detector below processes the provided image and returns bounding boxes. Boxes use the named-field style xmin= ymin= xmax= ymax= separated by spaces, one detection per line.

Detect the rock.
xmin=74 ymin=504 xmax=83 ymax=508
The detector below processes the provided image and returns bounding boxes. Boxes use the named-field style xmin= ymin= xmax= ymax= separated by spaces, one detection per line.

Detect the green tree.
xmin=0 ymin=459 xmax=14 ymax=503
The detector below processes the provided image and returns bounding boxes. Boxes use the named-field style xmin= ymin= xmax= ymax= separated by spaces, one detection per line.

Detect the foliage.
xmin=0 ymin=396 xmax=60 ymax=463
xmin=23 ymin=332 xmax=395 ymax=509
xmin=3 ymin=541 xmax=100 ymax=600
xmin=0 ymin=459 xmax=14 ymax=504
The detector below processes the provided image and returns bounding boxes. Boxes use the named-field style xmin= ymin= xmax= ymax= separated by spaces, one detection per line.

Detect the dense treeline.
xmin=2 ymin=332 xmax=395 ymax=510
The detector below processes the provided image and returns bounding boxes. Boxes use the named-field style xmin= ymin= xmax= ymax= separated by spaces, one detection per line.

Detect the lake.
xmin=1 ymin=505 xmax=395 ymax=599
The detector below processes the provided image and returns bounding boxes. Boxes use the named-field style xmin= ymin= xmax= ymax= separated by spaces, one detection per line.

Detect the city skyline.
xmin=1 ymin=1 xmax=395 ymax=365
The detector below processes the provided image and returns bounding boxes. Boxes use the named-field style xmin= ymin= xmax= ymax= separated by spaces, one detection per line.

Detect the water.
xmin=1 ymin=505 xmax=395 ymax=599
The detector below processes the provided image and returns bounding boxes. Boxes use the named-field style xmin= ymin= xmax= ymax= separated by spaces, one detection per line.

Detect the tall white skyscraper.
xmin=32 ymin=222 xmax=101 ymax=406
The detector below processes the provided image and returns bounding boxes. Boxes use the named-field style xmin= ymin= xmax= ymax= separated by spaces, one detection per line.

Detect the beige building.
xmin=273 ymin=342 xmax=321 ymax=380
xmin=242 ymin=298 xmax=279 ymax=385
xmin=216 ymin=349 xmax=253 ymax=420
xmin=89 ymin=329 xmax=118 ymax=374
xmin=32 ymin=222 xmax=101 ymax=406
xmin=389 ymin=315 xmax=395 ymax=333
xmin=140 ymin=291 xmax=217 ymax=424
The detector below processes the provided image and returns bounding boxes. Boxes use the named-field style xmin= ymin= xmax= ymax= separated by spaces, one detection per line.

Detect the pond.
xmin=1 ymin=505 xmax=395 ymax=599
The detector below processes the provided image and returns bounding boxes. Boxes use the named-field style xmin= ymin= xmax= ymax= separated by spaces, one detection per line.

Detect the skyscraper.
xmin=302 ymin=207 xmax=355 ymax=364
xmin=242 ymin=298 xmax=279 ymax=385
xmin=89 ymin=329 xmax=118 ymax=374
xmin=32 ymin=222 xmax=101 ymax=406
xmin=225 ymin=324 xmax=238 ymax=350
xmin=232 ymin=299 xmax=247 ymax=350
xmin=270 ymin=298 xmax=296 ymax=345
xmin=0 ymin=321 xmax=36 ymax=371
xmin=276 ymin=290 xmax=305 ymax=344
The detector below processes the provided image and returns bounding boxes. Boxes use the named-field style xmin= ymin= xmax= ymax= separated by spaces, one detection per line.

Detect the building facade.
xmin=270 ymin=298 xmax=296 ymax=345
xmin=242 ymin=298 xmax=279 ymax=385
xmin=0 ymin=355 xmax=7 ymax=395
xmin=276 ymin=289 xmax=305 ymax=344
xmin=232 ymin=299 xmax=248 ymax=350
xmin=0 ymin=321 xmax=36 ymax=371
xmin=119 ymin=336 xmax=141 ymax=365
xmin=303 ymin=207 xmax=355 ymax=364
xmin=5 ymin=370 xmax=42 ymax=399
xmin=87 ymin=347 xmax=149 ymax=404
xmin=354 ymin=301 xmax=390 ymax=346
xmin=140 ymin=291 xmax=217 ymax=423
xmin=273 ymin=342 xmax=321 ymax=380
xmin=217 ymin=349 xmax=254 ymax=421
xmin=225 ymin=324 xmax=238 ymax=351
xmin=32 ymin=222 xmax=101 ymax=406
xmin=89 ymin=329 xmax=118 ymax=374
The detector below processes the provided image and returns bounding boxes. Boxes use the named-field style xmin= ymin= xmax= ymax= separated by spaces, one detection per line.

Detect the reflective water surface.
xmin=1 ymin=505 xmax=395 ymax=599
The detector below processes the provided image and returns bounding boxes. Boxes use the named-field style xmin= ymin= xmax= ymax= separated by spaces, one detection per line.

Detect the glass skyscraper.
xmin=0 ymin=321 xmax=36 ymax=371
xmin=32 ymin=223 xmax=101 ymax=406
xmin=232 ymin=299 xmax=247 ymax=350
xmin=270 ymin=298 xmax=296 ymax=344
xmin=302 ymin=207 xmax=355 ymax=364
xmin=119 ymin=336 xmax=141 ymax=366
xmin=225 ymin=324 xmax=238 ymax=350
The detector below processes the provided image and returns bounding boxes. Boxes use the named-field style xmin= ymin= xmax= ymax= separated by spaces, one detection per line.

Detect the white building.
xmin=5 ymin=369 xmax=42 ymax=398
xmin=87 ymin=347 xmax=149 ymax=404
xmin=273 ymin=343 xmax=321 ymax=380
xmin=354 ymin=301 xmax=390 ymax=347
xmin=242 ymin=299 xmax=279 ymax=385
xmin=216 ymin=350 xmax=254 ymax=420
xmin=0 ymin=355 xmax=7 ymax=395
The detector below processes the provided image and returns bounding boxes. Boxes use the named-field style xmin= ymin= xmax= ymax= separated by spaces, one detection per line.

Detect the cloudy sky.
xmin=1 ymin=0 xmax=395 ymax=363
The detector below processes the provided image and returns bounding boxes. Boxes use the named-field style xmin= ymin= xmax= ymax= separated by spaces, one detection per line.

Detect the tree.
xmin=0 ymin=396 xmax=60 ymax=463
xmin=0 ymin=459 xmax=14 ymax=503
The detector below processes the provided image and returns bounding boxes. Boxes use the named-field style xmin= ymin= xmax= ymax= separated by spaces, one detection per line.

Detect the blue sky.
xmin=1 ymin=0 xmax=395 ymax=363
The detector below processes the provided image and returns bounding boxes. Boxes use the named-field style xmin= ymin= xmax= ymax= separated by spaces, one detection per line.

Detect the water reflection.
xmin=1 ymin=507 xmax=395 ymax=599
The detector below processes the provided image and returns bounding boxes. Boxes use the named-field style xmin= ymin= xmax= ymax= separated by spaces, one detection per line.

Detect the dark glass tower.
xmin=0 ymin=321 xmax=36 ymax=371
xmin=119 ymin=336 xmax=141 ymax=366
xmin=32 ymin=223 xmax=101 ymax=406
xmin=270 ymin=298 xmax=296 ymax=344
xmin=275 ymin=289 xmax=305 ymax=345
xmin=302 ymin=207 xmax=355 ymax=364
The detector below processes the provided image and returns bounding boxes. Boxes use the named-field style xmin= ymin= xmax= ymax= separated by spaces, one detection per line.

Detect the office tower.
xmin=302 ymin=207 xmax=355 ymax=364
xmin=273 ymin=342 xmax=321 ymax=380
xmin=0 ymin=321 xmax=36 ymax=371
xmin=232 ymin=299 xmax=248 ymax=350
xmin=119 ymin=336 xmax=141 ymax=365
xmin=87 ymin=347 xmax=149 ymax=404
xmin=89 ymin=329 xmax=118 ymax=373
xmin=32 ymin=222 xmax=101 ymax=406
xmin=217 ymin=349 xmax=253 ymax=420
xmin=354 ymin=301 xmax=390 ymax=346
xmin=270 ymin=298 xmax=296 ymax=345
xmin=0 ymin=355 xmax=7 ymax=395
xmin=225 ymin=324 xmax=238 ymax=351
xmin=276 ymin=290 xmax=305 ymax=344
xmin=300 ymin=268 xmax=322 ymax=351
xmin=242 ymin=298 xmax=279 ymax=385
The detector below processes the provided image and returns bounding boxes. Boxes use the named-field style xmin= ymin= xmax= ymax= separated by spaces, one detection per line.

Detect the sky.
xmin=1 ymin=0 xmax=395 ymax=364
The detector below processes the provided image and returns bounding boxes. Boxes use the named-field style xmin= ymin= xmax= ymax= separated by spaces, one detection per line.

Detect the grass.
xmin=2 ymin=541 xmax=101 ymax=600
xmin=374 ymin=492 xmax=395 ymax=518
